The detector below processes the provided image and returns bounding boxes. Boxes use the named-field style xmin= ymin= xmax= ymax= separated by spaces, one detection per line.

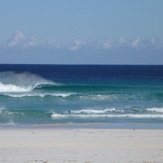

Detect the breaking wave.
xmin=69 ymin=108 xmax=124 ymax=114
xmin=51 ymin=107 xmax=163 ymax=119
xmin=0 ymin=82 xmax=30 ymax=92
xmin=51 ymin=113 xmax=163 ymax=119
xmin=0 ymin=71 xmax=55 ymax=93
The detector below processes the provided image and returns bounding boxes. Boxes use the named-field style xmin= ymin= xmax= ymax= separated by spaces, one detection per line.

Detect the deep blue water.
xmin=0 ymin=64 xmax=163 ymax=126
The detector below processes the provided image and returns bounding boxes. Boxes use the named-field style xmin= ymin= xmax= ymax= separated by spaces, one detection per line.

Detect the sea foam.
xmin=147 ymin=108 xmax=163 ymax=113
xmin=0 ymin=82 xmax=30 ymax=92
xmin=70 ymin=108 xmax=122 ymax=114
xmin=51 ymin=112 xmax=163 ymax=119
xmin=5 ymin=92 xmax=75 ymax=98
xmin=0 ymin=71 xmax=54 ymax=93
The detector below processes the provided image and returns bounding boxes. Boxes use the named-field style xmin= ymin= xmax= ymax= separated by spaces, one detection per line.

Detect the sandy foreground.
xmin=0 ymin=128 xmax=163 ymax=163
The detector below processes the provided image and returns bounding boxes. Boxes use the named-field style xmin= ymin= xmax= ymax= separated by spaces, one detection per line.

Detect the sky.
xmin=0 ymin=0 xmax=163 ymax=64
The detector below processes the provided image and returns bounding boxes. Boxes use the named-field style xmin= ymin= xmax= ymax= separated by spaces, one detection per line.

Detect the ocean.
xmin=0 ymin=64 xmax=163 ymax=127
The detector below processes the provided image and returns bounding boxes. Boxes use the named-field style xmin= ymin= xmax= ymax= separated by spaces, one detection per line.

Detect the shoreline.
xmin=1 ymin=127 xmax=163 ymax=162
xmin=1 ymin=122 xmax=163 ymax=130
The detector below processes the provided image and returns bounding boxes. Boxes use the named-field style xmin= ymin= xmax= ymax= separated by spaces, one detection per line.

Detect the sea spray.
xmin=0 ymin=71 xmax=55 ymax=92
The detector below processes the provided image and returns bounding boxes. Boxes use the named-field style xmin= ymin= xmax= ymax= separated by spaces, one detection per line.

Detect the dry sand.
xmin=0 ymin=128 xmax=163 ymax=163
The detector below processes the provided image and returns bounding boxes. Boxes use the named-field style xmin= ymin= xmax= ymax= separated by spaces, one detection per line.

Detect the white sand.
xmin=0 ymin=128 xmax=163 ymax=163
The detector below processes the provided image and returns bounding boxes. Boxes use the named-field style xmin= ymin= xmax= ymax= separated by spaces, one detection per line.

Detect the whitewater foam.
xmin=51 ymin=107 xmax=163 ymax=119
xmin=147 ymin=108 xmax=163 ymax=113
xmin=4 ymin=92 xmax=75 ymax=98
xmin=5 ymin=120 xmax=16 ymax=126
xmin=51 ymin=113 xmax=163 ymax=119
xmin=0 ymin=82 xmax=31 ymax=92
xmin=0 ymin=71 xmax=55 ymax=93
xmin=70 ymin=108 xmax=123 ymax=114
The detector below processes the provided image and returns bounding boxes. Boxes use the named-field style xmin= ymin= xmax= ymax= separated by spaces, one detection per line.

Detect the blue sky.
xmin=0 ymin=0 xmax=163 ymax=64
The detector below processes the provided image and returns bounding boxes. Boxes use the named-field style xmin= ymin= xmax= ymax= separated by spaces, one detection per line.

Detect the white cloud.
xmin=7 ymin=31 xmax=37 ymax=48
xmin=69 ymin=40 xmax=87 ymax=50
xmin=131 ymin=38 xmax=141 ymax=48
xmin=102 ymin=37 xmax=162 ymax=49
xmin=6 ymin=32 xmax=162 ymax=50
xmin=130 ymin=37 xmax=160 ymax=49
xmin=8 ymin=31 xmax=26 ymax=47
xmin=103 ymin=39 xmax=111 ymax=49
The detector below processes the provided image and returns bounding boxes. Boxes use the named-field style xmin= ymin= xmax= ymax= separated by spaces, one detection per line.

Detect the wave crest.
xmin=0 ymin=71 xmax=55 ymax=93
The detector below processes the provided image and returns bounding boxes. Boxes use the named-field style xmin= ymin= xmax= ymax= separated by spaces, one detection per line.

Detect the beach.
xmin=0 ymin=127 xmax=163 ymax=163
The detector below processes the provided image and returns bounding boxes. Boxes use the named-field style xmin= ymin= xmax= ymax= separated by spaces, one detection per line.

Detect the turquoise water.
xmin=0 ymin=65 xmax=163 ymax=126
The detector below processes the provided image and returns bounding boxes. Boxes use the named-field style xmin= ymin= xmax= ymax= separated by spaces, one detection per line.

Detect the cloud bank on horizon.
xmin=4 ymin=31 xmax=162 ymax=50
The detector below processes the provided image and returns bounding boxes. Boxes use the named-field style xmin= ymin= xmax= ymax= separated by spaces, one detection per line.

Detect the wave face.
xmin=0 ymin=65 xmax=163 ymax=125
